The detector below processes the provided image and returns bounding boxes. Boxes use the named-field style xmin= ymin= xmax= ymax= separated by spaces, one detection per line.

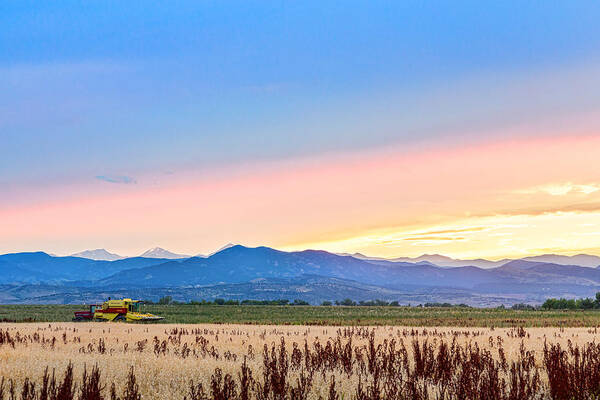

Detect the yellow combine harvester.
xmin=74 ymin=298 xmax=163 ymax=322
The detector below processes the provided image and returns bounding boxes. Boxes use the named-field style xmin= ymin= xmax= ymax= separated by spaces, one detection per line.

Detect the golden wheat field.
xmin=2 ymin=322 xmax=600 ymax=399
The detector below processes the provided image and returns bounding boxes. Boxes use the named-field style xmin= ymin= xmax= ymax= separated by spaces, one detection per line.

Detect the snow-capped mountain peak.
xmin=140 ymin=247 xmax=191 ymax=259
xmin=71 ymin=249 xmax=124 ymax=261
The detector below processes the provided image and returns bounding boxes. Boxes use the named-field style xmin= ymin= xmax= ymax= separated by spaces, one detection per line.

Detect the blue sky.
xmin=3 ymin=1 xmax=600 ymax=184
xmin=2 ymin=1 xmax=600 ymax=257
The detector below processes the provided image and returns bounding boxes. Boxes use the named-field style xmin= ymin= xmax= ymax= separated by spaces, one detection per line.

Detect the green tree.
xmin=339 ymin=298 xmax=356 ymax=306
xmin=579 ymin=298 xmax=596 ymax=309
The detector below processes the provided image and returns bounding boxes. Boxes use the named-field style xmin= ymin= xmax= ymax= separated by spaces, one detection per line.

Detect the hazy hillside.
xmin=521 ymin=254 xmax=600 ymax=268
xmin=0 ymin=275 xmax=520 ymax=306
xmin=0 ymin=252 xmax=175 ymax=284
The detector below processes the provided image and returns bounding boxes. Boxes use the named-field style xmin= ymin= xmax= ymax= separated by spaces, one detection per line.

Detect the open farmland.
xmin=2 ymin=322 xmax=600 ymax=399
xmin=4 ymin=304 xmax=600 ymax=327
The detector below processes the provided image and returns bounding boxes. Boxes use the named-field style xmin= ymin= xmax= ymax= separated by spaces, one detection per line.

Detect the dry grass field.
xmin=2 ymin=323 xmax=600 ymax=399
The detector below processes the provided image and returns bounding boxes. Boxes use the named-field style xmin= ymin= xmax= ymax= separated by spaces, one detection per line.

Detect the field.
xmin=3 ymin=306 xmax=600 ymax=399
xmin=4 ymin=304 xmax=600 ymax=327
xmin=2 ymin=322 xmax=600 ymax=399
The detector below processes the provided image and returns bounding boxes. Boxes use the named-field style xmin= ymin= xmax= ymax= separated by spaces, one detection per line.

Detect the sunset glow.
xmin=2 ymin=2 xmax=600 ymax=259
xmin=2 ymin=133 xmax=599 ymax=259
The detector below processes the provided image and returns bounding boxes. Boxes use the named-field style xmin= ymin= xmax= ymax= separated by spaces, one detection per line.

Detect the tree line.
xmin=541 ymin=292 xmax=600 ymax=310
xmin=148 ymin=294 xmax=600 ymax=309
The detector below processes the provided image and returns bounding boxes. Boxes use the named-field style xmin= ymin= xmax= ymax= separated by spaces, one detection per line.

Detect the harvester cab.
xmin=74 ymin=298 xmax=163 ymax=322
xmin=73 ymin=304 xmax=101 ymax=321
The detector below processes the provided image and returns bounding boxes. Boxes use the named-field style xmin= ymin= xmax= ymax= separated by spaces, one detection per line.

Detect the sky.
xmin=2 ymin=1 xmax=600 ymax=259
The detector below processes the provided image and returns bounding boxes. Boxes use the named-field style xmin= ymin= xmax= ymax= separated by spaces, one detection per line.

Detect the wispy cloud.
xmin=403 ymin=236 xmax=466 ymax=242
xmin=374 ymin=226 xmax=485 ymax=246
xmin=490 ymin=202 xmax=600 ymax=217
xmin=405 ymin=227 xmax=486 ymax=236
xmin=95 ymin=175 xmax=136 ymax=184
xmin=515 ymin=182 xmax=600 ymax=196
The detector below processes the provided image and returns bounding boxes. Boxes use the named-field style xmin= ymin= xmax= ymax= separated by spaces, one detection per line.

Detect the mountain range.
xmin=2 ymin=245 xmax=600 ymax=305
xmin=67 ymin=247 xmax=600 ymax=268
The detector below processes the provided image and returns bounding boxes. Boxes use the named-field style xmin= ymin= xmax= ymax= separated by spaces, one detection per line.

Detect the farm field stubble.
xmin=2 ymin=322 xmax=600 ymax=399
xmin=3 ymin=304 xmax=600 ymax=327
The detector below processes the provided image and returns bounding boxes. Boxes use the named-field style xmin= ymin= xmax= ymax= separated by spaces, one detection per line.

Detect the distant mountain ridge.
xmin=349 ymin=252 xmax=600 ymax=269
xmin=342 ymin=252 xmax=509 ymax=268
xmin=97 ymin=245 xmax=600 ymax=297
xmin=2 ymin=246 xmax=600 ymax=305
xmin=521 ymin=254 xmax=600 ymax=268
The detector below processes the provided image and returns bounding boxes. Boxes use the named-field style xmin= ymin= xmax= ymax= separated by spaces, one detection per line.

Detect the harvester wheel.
xmin=114 ymin=315 xmax=126 ymax=322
